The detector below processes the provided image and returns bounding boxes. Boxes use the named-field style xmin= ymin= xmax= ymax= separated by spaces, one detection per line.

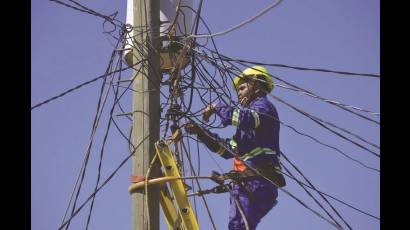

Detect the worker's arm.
xmin=213 ymin=100 xmax=271 ymax=130
xmin=185 ymin=122 xmax=234 ymax=159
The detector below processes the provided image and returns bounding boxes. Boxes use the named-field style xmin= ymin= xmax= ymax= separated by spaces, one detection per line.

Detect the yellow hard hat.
xmin=233 ymin=66 xmax=274 ymax=92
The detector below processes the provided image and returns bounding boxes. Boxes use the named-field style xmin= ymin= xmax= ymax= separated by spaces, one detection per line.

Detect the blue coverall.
xmin=200 ymin=96 xmax=281 ymax=230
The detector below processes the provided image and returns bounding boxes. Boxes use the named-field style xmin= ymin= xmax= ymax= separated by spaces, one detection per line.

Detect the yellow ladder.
xmin=129 ymin=140 xmax=200 ymax=230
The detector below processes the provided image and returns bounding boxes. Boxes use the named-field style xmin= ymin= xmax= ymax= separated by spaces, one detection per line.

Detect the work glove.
xmin=202 ymin=103 xmax=217 ymax=122
xmin=184 ymin=121 xmax=201 ymax=135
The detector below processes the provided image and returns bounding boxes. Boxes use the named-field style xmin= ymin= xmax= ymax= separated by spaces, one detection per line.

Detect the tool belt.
xmin=211 ymin=162 xmax=286 ymax=188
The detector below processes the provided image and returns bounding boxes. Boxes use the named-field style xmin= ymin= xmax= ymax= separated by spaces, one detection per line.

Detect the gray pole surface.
xmin=131 ymin=0 xmax=161 ymax=229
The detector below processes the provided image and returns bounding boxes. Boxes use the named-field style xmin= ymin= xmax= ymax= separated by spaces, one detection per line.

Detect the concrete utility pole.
xmin=129 ymin=0 xmax=161 ymax=229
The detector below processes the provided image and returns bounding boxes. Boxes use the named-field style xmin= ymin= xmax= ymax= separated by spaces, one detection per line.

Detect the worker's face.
xmin=237 ymin=81 xmax=256 ymax=107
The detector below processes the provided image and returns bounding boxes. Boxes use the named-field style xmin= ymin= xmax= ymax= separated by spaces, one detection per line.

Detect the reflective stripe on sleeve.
xmin=250 ymin=110 xmax=260 ymax=128
xmin=232 ymin=108 xmax=240 ymax=126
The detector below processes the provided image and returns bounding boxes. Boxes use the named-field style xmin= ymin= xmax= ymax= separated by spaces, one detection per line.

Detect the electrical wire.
xmin=189 ymin=0 xmax=284 ymax=38
xmin=279 ymin=150 xmax=379 ymax=220
xmin=46 ymin=1 xmax=380 ymax=229
xmin=85 ymin=34 xmax=126 ymax=229
xmin=196 ymin=49 xmax=381 ymax=124
xmin=31 ymin=64 xmax=138 ymax=111
xmin=271 ymin=94 xmax=380 ymax=158
xmin=63 ymin=47 xmax=120 ymax=230
xmin=59 ymin=133 xmax=152 ymax=230
xmin=216 ymin=55 xmax=380 ymax=78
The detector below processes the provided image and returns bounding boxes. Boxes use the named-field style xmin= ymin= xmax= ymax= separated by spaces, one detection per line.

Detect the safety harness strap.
xmin=210 ymin=161 xmax=286 ymax=188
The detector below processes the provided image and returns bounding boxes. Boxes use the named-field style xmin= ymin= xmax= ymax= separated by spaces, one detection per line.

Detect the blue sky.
xmin=31 ymin=0 xmax=379 ymax=229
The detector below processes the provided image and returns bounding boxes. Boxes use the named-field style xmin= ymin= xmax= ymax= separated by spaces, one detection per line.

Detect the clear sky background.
xmin=31 ymin=0 xmax=380 ymax=229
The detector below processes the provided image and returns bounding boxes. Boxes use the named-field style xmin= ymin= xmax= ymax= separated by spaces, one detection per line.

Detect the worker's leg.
xmin=250 ymin=179 xmax=278 ymax=225
xmin=229 ymin=183 xmax=255 ymax=230
xmin=228 ymin=179 xmax=278 ymax=230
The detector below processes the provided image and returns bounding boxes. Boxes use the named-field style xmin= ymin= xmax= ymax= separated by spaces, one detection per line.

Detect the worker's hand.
xmin=239 ymin=96 xmax=249 ymax=107
xmin=185 ymin=121 xmax=200 ymax=135
xmin=202 ymin=103 xmax=216 ymax=122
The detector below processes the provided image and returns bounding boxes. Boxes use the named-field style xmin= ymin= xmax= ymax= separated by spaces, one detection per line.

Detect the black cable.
xmin=63 ymin=47 xmax=119 ymax=230
xmin=32 ymin=31 xmax=158 ymax=111
xmin=277 ymin=158 xmax=379 ymax=220
xmin=216 ymin=54 xmax=380 ymax=78
xmin=214 ymin=54 xmax=380 ymax=125
xmin=85 ymin=35 xmax=126 ymax=229
xmin=53 ymin=2 xmax=379 ymax=228
xmin=180 ymin=137 xmax=247 ymax=230
xmin=59 ymin=133 xmax=152 ymax=230
xmin=186 ymin=136 xmax=199 ymax=219
xmin=183 ymin=0 xmax=203 ymax=114
xmin=274 ymin=83 xmax=380 ymax=117
xmin=180 ymin=4 xmax=237 ymax=101
xmin=49 ymin=0 xmax=122 ymax=27
xmin=194 ymin=52 xmax=380 ymax=169
xmin=175 ymin=52 xmax=376 ymax=226
xmin=182 ymin=108 xmax=379 ymax=220
xmin=280 ymin=150 xmax=370 ymax=227
xmin=180 ymin=104 xmax=344 ymax=228
xmin=281 ymin=163 xmax=346 ymax=229
xmin=31 ymin=64 xmax=138 ymax=110
xmin=283 ymin=158 xmax=352 ymax=229
xmin=281 ymin=166 xmax=380 ymax=220
xmin=269 ymin=88 xmax=379 ymax=149
xmin=186 ymin=51 xmax=379 ymax=172
xmin=271 ymin=94 xmax=380 ymax=158
xmin=186 ymin=121 xmax=341 ymax=229
xmin=181 ymin=135 xmax=249 ymax=229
